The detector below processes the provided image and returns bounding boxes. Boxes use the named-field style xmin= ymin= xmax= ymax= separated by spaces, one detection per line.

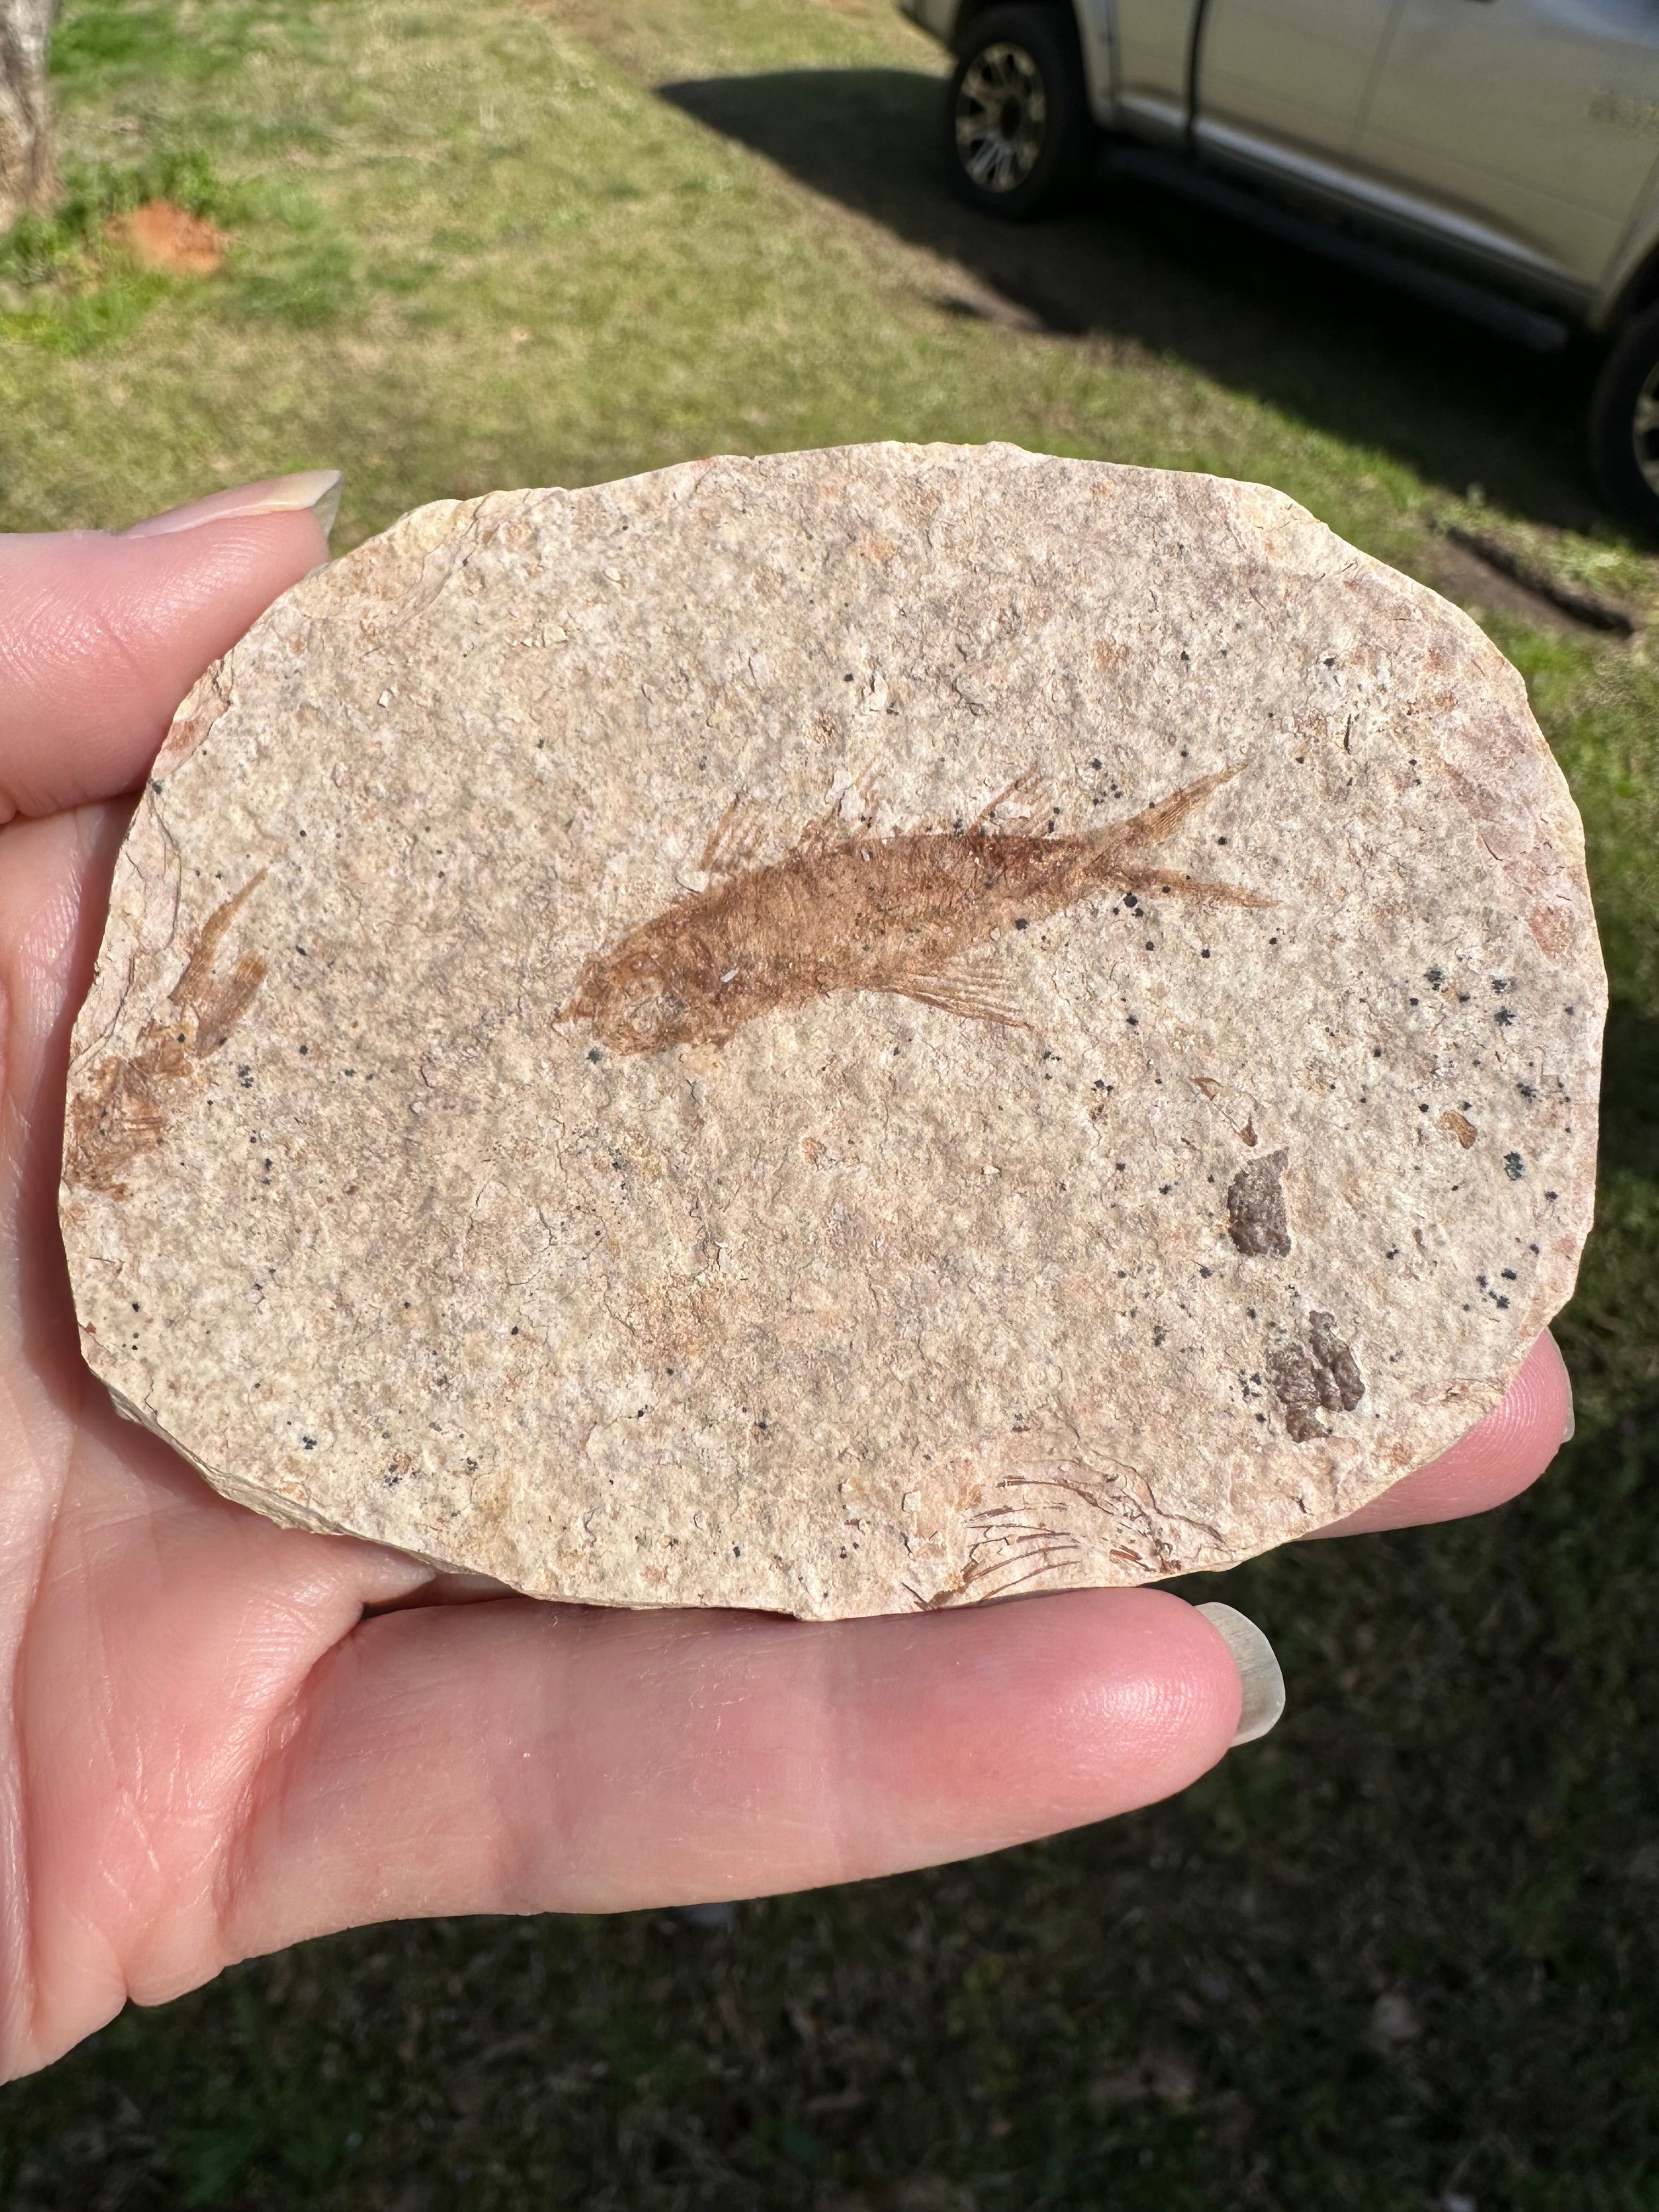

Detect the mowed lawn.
xmin=4 ymin=1 xmax=1659 ymax=2207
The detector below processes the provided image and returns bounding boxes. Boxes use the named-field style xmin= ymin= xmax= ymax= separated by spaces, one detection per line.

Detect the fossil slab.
xmin=60 ymin=444 xmax=1604 ymax=1618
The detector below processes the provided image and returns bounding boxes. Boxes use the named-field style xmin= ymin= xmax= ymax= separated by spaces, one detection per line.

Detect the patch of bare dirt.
xmin=106 ymin=201 xmax=229 ymax=277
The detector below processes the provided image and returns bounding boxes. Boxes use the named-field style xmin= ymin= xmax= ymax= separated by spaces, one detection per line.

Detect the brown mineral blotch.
xmin=59 ymin=444 xmax=1605 ymax=1618
xmin=1226 ymin=1149 xmax=1291 ymax=1259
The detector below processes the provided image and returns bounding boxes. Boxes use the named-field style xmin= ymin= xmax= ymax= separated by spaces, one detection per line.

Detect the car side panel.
xmin=1359 ymin=0 xmax=1659 ymax=294
xmin=1188 ymin=120 xmax=1593 ymax=308
xmin=1195 ymin=0 xmax=1402 ymax=161
xmin=1111 ymin=0 xmax=1205 ymax=139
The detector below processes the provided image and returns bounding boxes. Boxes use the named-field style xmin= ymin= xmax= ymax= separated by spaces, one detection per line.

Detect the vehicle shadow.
xmin=658 ymin=66 xmax=1609 ymax=539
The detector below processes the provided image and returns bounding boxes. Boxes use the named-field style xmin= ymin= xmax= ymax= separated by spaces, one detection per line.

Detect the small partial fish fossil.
xmin=560 ymin=761 xmax=1269 ymax=1054
xmin=64 ymin=870 xmax=268 ymax=1195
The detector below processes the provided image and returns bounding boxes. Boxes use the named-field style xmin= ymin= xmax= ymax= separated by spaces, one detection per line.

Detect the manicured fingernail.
xmin=122 ymin=469 xmax=343 ymax=542
xmin=1195 ymin=1601 xmax=1285 ymax=1746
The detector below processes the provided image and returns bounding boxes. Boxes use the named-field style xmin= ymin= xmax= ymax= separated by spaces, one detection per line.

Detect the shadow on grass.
xmin=660 ymin=66 xmax=1606 ymax=535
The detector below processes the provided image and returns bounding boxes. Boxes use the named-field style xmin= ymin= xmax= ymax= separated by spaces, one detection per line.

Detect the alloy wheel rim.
xmin=955 ymin=43 xmax=1047 ymax=193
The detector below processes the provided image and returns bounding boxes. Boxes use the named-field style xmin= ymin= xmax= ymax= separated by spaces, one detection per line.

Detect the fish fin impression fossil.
xmin=558 ymin=760 xmax=1273 ymax=1056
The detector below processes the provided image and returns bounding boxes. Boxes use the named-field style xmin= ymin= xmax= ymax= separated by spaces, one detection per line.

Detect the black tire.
xmin=943 ymin=4 xmax=1092 ymax=223
xmin=1588 ymin=302 xmax=1659 ymax=538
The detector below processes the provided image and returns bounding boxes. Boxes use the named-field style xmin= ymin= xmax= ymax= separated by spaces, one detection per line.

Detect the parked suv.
xmin=903 ymin=0 xmax=1659 ymax=535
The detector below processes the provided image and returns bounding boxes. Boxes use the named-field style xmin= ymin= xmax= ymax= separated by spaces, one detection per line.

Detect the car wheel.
xmin=944 ymin=4 xmax=1092 ymax=222
xmin=1588 ymin=302 xmax=1659 ymax=537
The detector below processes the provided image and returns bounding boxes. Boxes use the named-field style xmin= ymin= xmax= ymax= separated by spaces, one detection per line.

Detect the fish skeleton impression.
xmin=559 ymin=761 xmax=1272 ymax=1056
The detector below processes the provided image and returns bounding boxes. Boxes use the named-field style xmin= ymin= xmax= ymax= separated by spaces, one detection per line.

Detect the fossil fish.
xmin=560 ymin=761 xmax=1269 ymax=1056
xmin=64 ymin=871 xmax=269 ymax=1194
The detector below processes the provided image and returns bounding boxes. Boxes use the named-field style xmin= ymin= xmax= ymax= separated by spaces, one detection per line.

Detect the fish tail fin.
xmin=1091 ymin=761 xmax=1245 ymax=861
xmin=1108 ymin=862 xmax=1277 ymax=909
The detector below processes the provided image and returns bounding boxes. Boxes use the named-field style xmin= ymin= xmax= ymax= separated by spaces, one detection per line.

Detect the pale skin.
xmin=0 ymin=481 xmax=1575 ymax=2083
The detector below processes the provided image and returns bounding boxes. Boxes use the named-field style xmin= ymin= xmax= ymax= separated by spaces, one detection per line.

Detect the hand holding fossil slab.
xmin=59 ymin=444 xmax=1603 ymax=1618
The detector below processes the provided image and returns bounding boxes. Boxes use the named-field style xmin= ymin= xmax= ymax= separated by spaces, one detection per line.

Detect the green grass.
xmin=3 ymin=0 xmax=1658 ymax=2205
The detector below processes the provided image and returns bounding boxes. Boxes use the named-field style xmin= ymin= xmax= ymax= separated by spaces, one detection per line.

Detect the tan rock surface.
xmin=59 ymin=444 xmax=1604 ymax=1617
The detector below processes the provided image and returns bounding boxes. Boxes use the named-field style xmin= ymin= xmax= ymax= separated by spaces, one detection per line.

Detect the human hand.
xmin=0 ymin=478 xmax=1575 ymax=2080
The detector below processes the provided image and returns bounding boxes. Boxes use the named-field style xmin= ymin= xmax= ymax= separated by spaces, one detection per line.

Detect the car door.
xmin=1194 ymin=0 xmax=1403 ymax=167
xmin=1358 ymin=0 xmax=1659 ymax=298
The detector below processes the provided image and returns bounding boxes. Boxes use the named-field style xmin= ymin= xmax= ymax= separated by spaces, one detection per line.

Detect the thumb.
xmin=0 ymin=471 xmax=341 ymax=823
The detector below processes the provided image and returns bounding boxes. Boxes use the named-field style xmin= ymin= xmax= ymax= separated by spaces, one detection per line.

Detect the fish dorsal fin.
xmin=699 ymin=794 xmax=768 ymax=879
xmin=970 ymin=764 xmax=1054 ymax=836
xmin=795 ymin=758 xmax=885 ymax=856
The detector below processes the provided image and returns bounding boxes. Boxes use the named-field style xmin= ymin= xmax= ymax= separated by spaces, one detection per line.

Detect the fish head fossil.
xmin=559 ymin=923 xmax=713 ymax=1055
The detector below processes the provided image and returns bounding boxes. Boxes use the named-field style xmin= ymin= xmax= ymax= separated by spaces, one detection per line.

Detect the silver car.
xmin=904 ymin=0 xmax=1659 ymax=532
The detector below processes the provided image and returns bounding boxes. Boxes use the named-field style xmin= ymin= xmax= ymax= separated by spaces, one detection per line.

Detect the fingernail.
xmin=1196 ymin=1601 xmax=1285 ymax=1746
xmin=1562 ymin=1378 xmax=1576 ymax=1444
xmin=122 ymin=469 xmax=343 ymax=543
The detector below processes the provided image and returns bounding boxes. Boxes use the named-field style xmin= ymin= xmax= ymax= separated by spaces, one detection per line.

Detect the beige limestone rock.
xmin=59 ymin=444 xmax=1604 ymax=1618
